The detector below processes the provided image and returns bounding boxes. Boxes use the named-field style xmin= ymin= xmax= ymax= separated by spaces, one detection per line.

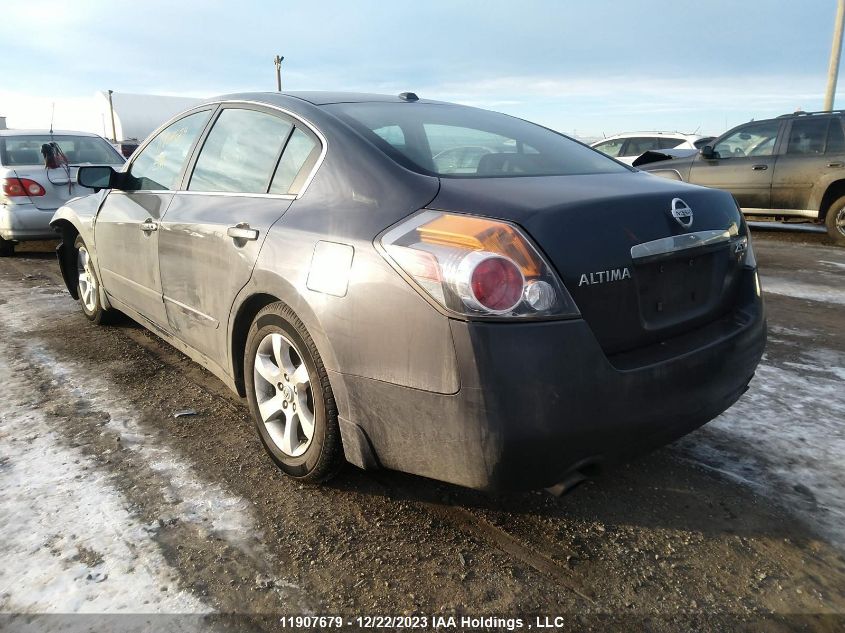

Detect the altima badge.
xmin=670 ymin=198 xmax=693 ymax=229
xmin=578 ymin=267 xmax=631 ymax=286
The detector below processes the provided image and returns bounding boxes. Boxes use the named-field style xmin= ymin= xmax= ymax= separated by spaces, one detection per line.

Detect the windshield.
xmin=0 ymin=135 xmax=125 ymax=166
xmin=325 ymin=102 xmax=629 ymax=178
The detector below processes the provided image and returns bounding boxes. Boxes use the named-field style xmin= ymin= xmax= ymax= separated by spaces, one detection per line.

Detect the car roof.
xmin=209 ymin=91 xmax=447 ymax=107
xmin=776 ymin=109 xmax=845 ymax=119
xmin=598 ymin=131 xmax=701 ymax=140
xmin=0 ymin=129 xmax=104 ymax=137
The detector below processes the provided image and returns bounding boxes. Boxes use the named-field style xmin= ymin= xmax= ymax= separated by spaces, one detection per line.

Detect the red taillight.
xmin=2 ymin=177 xmax=45 ymax=197
xmin=470 ymin=255 xmax=523 ymax=312
xmin=380 ymin=210 xmax=580 ymax=319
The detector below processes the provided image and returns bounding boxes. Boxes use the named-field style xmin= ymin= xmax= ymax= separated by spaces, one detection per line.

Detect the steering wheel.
xmin=733 ymin=147 xmax=746 ymax=157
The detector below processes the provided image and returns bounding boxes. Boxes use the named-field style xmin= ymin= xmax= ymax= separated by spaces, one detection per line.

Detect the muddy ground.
xmin=0 ymin=226 xmax=843 ymax=632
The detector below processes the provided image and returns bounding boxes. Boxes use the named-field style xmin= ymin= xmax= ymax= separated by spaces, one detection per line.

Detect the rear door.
xmin=771 ymin=116 xmax=845 ymax=211
xmin=94 ymin=108 xmax=214 ymax=327
xmin=157 ymin=104 xmax=322 ymax=366
xmin=688 ymin=119 xmax=783 ymax=209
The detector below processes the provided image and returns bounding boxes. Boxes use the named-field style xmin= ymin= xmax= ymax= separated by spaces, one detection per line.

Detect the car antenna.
xmin=49 ymin=102 xmax=55 ymax=135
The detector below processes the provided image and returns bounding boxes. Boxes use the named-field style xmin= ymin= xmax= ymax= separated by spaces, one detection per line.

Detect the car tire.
xmin=0 ymin=237 xmax=14 ymax=257
xmin=73 ymin=235 xmax=116 ymax=324
xmin=244 ymin=302 xmax=343 ymax=483
xmin=824 ymin=196 xmax=845 ymax=246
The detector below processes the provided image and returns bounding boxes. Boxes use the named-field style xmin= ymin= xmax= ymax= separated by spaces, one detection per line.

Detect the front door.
xmin=688 ymin=119 xmax=783 ymax=209
xmin=94 ymin=109 xmax=213 ymax=327
xmin=158 ymin=105 xmax=321 ymax=367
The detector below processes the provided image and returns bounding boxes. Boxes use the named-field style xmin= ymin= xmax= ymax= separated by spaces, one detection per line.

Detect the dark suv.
xmin=639 ymin=110 xmax=845 ymax=244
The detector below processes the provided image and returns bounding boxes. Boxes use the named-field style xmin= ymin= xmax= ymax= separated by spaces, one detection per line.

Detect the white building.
xmin=0 ymin=92 xmax=201 ymax=143
xmin=95 ymin=91 xmax=201 ymax=142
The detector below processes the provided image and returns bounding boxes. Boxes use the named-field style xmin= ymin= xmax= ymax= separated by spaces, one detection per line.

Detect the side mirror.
xmin=700 ymin=145 xmax=716 ymax=159
xmin=77 ymin=165 xmax=118 ymax=191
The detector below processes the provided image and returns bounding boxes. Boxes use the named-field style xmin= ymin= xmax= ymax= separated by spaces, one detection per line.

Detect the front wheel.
xmin=244 ymin=302 xmax=343 ymax=482
xmin=74 ymin=235 xmax=115 ymax=324
xmin=824 ymin=196 xmax=845 ymax=246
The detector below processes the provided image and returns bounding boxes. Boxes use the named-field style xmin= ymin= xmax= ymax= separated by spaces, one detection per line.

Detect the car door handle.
xmin=227 ymin=224 xmax=259 ymax=241
xmin=139 ymin=219 xmax=158 ymax=232
xmin=751 ymin=164 xmax=768 ymax=171
xmin=827 ymin=161 xmax=844 ymax=168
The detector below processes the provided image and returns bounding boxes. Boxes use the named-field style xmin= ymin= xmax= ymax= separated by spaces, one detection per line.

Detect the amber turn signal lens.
xmin=417 ymin=214 xmax=542 ymax=277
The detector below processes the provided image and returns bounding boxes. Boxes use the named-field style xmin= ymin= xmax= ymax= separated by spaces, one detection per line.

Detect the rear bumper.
xmin=0 ymin=203 xmax=58 ymax=241
xmin=341 ymin=268 xmax=766 ymax=491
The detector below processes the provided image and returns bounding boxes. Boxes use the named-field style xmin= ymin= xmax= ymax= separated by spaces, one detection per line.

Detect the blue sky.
xmin=1 ymin=0 xmax=842 ymax=138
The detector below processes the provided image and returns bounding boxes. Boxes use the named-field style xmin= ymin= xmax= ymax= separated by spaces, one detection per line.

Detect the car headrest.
xmin=7 ymin=148 xmax=42 ymax=165
xmin=476 ymin=152 xmax=543 ymax=175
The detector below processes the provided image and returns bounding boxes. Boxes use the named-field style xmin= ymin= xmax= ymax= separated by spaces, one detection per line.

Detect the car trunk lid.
xmin=9 ymin=165 xmax=96 ymax=210
xmin=430 ymin=171 xmax=749 ymax=355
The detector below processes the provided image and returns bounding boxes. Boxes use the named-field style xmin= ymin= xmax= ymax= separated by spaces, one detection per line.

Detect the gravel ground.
xmin=0 ymin=229 xmax=843 ymax=632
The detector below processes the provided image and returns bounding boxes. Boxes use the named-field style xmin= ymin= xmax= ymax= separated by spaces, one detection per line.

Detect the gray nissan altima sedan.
xmin=50 ymin=91 xmax=765 ymax=490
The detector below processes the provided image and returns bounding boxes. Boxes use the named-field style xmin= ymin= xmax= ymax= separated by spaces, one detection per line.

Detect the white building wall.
xmin=95 ymin=92 xmax=201 ymax=141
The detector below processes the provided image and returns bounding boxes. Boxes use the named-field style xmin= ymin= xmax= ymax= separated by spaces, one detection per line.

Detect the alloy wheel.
xmin=77 ymin=246 xmax=97 ymax=312
xmin=252 ymin=332 xmax=315 ymax=457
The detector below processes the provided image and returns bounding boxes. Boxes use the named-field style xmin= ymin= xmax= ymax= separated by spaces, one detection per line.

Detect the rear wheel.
xmin=74 ymin=235 xmax=115 ymax=324
xmin=244 ymin=302 xmax=343 ymax=482
xmin=0 ymin=237 xmax=14 ymax=257
xmin=824 ymin=196 xmax=845 ymax=246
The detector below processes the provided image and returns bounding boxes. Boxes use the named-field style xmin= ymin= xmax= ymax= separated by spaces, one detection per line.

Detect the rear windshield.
xmin=325 ymin=102 xmax=629 ymax=178
xmin=0 ymin=135 xmax=125 ymax=166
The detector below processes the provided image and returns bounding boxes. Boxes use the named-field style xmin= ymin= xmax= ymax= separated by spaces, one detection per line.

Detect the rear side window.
xmin=190 ymin=109 xmax=293 ymax=193
xmin=657 ymin=138 xmax=684 ymax=150
xmin=827 ymin=119 xmax=845 ymax=154
xmin=129 ymin=110 xmax=211 ymax=190
xmin=624 ymin=137 xmax=662 ymax=156
xmin=787 ymin=118 xmax=829 ymax=155
xmin=269 ymin=128 xmax=320 ymax=195
xmin=325 ymin=102 xmax=628 ymax=177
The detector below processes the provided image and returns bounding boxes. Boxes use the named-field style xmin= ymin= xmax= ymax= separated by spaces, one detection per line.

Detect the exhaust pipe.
xmin=545 ymin=470 xmax=588 ymax=497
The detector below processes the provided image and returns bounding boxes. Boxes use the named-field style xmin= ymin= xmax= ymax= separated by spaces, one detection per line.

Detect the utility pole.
xmin=274 ymin=55 xmax=284 ymax=92
xmin=824 ymin=0 xmax=845 ymax=110
xmin=107 ymin=89 xmax=117 ymax=142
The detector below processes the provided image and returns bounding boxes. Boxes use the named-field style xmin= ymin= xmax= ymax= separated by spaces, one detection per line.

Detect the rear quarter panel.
xmin=229 ymin=108 xmax=459 ymax=400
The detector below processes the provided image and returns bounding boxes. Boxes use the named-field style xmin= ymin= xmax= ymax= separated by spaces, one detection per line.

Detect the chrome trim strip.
xmin=121 ymin=98 xmax=328 ymax=200
xmin=742 ymin=207 xmax=818 ymax=218
xmin=630 ymin=229 xmax=732 ymax=260
xmin=173 ymin=190 xmax=297 ymax=200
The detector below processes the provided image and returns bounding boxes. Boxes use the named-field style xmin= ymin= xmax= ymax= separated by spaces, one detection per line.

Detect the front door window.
xmin=127 ymin=110 xmax=212 ymax=191
xmin=714 ymin=121 xmax=780 ymax=159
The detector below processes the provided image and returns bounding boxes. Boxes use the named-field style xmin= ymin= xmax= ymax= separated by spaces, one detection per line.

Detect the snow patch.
xmin=818 ymin=260 xmax=845 ymax=271
xmin=23 ymin=345 xmax=259 ymax=552
xmin=0 ymin=356 xmax=209 ymax=614
xmin=761 ymin=276 xmax=845 ymax=305
xmin=680 ymin=355 xmax=845 ymax=546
